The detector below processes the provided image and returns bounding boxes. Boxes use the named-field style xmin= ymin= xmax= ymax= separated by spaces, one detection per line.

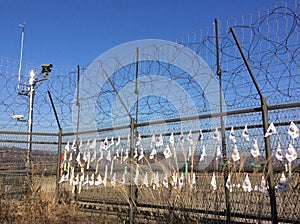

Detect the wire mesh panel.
xmin=0 ymin=1 xmax=300 ymax=223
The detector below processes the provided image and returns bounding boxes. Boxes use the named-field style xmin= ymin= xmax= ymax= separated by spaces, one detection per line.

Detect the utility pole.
xmin=26 ymin=70 xmax=36 ymax=178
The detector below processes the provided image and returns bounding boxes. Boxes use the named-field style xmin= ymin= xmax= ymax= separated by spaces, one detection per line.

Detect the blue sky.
xmin=0 ymin=0 xmax=277 ymax=68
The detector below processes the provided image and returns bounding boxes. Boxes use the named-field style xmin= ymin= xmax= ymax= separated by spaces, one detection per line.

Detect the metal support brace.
xmin=230 ymin=27 xmax=278 ymax=224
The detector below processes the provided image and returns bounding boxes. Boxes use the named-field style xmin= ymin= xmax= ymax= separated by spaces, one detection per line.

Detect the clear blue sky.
xmin=0 ymin=0 xmax=277 ymax=67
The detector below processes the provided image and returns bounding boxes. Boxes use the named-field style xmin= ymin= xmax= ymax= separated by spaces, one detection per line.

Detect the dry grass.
xmin=1 ymin=151 xmax=299 ymax=223
xmin=0 ymin=178 xmax=104 ymax=224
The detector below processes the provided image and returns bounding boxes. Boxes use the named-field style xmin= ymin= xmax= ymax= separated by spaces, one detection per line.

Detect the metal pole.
xmin=26 ymin=79 xmax=35 ymax=188
xmin=129 ymin=117 xmax=135 ymax=224
xmin=230 ymin=27 xmax=278 ymax=224
xmin=56 ymin=128 xmax=62 ymax=201
xmin=75 ymin=65 xmax=81 ymax=201
xmin=215 ymin=18 xmax=231 ymax=223
xmin=17 ymin=23 xmax=25 ymax=94
xmin=135 ymin=48 xmax=139 ymax=137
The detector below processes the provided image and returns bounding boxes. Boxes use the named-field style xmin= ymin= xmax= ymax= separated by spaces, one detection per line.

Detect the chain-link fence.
xmin=1 ymin=1 xmax=300 ymax=223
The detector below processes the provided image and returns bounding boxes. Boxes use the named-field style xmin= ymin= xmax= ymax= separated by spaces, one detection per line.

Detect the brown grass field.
xmin=0 ymin=147 xmax=299 ymax=223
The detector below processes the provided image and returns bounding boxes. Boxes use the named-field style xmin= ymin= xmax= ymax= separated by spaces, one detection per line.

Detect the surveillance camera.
xmin=41 ymin=64 xmax=53 ymax=74
xmin=12 ymin=114 xmax=24 ymax=120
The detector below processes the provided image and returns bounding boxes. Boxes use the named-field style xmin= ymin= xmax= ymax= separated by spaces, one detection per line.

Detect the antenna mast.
xmin=17 ymin=23 xmax=25 ymax=94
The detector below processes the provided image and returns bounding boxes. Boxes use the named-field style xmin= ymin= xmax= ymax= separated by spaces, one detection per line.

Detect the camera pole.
xmin=26 ymin=71 xmax=35 ymax=187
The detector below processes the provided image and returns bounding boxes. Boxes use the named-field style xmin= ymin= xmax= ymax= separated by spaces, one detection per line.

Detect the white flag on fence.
xmin=71 ymin=139 xmax=77 ymax=151
xmin=121 ymin=173 xmax=126 ymax=185
xmin=243 ymin=174 xmax=252 ymax=192
xmin=259 ymin=176 xmax=269 ymax=196
xmin=76 ymin=153 xmax=81 ymax=164
xmin=163 ymin=173 xmax=169 ymax=189
xmin=150 ymin=134 xmax=155 ymax=148
xmin=65 ymin=141 xmax=70 ymax=152
xmin=211 ymin=172 xmax=217 ymax=191
xmin=163 ymin=144 xmax=172 ymax=159
xmin=95 ymin=173 xmax=102 ymax=186
xmin=149 ymin=148 xmax=157 ymax=160
xmin=226 ymin=174 xmax=232 ymax=192
xmin=288 ymin=122 xmax=299 ymax=139
xmin=85 ymin=140 xmax=90 ymax=150
xmin=180 ymin=132 xmax=185 ymax=143
xmin=198 ymin=129 xmax=203 ymax=141
xmin=59 ymin=173 xmax=68 ymax=183
xmin=171 ymin=172 xmax=178 ymax=188
xmin=116 ymin=136 xmax=121 ymax=147
xmin=188 ymin=130 xmax=193 ymax=145
xmin=199 ymin=145 xmax=206 ymax=162
xmin=143 ymin=172 xmax=149 ymax=187
xmin=111 ymin=173 xmax=116 ymax=187
xmin=79 ymin=139 xmax=82 ymax=150
xmin=275 ymin=143 xmax=283 ymax=161
xmin=191 ymin=172 xmax=196 ymax=188
xmin=231 ymin=144 xmax=240 ymax=162
xmin=251 ymin=139 xmax=260 ymax=158
xmin=138 ymin=147 xmax=144 ymax=161
xmin=242 ymin=125 xmax=250 ymax=141
xmin=286 ymin=142 xmax=297 ymax=163
xmin=213 ymin=128 xmax=221 ymax=141
xmin=188 ymin=145 xmax=193 ymax=161
xmin=127 ymin=134 xmax=130 ymax=146
xmin=78 ymin=176 xmax=83 ymax=194
xmin=73 ymin=173 xmax=79 ymax=186
xmin=114 ymin=148 xmax=120 ymax=160
xmin=103 ymin=137 xmax=109 ymax=150
xmin=89 ymin=139 xmax=97 ymax=149
xmin=109 ymin=137 xmax=114 ymax=148
xmin=89 ymin=173 xmax=94 ymax=186
xmin=69 ymin=167 xmax=74 ymax=185
xmin=106 ymin=150 xmax=111 ymax=162
xmin=136 ymin=134 xmax=141 ymax=146
xmin=276 ymin=173 xmax=289 ymax=193
xmin=133 ymin=147 xmax=138 ymax=160
xmin=82 ymin=174 xmax=88 ymax=186
xmin=87 ymin=150 xmax=92 ymax=169
xmin=83 ymin=150 xmax=88 ymax=162
xmin=229 ymin=127 xmax=236 ymax=143
xmin=156 ymin=134 xmax=164 ymax=147
xmin=68 ymin=152 xmax=73 ymax=162
xmin=153 ymin=172 xmax=160 ymax=190
xmin=179 ymin=172 xmax=185 ymax=189
xmin=265 ymin=122 xmax=277 ymax=137
xmin=216 ymin=143 xmax=222 ymax=157
xmin=134 ymin=167 xmax=139 ymax=186
xmin=123 ymin=148 xmax=128 ymax=161
xmin=169 ymin=133 xmax=175 ymax=146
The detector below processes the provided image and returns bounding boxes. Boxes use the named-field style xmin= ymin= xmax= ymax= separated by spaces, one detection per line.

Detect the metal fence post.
xmin=56 ymin=128 xmax=62 ymax=202
xmin=129 ymin=117 xmax=135 ymax=224
xmin=215 ymin=18 xmax=231 ymax=223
